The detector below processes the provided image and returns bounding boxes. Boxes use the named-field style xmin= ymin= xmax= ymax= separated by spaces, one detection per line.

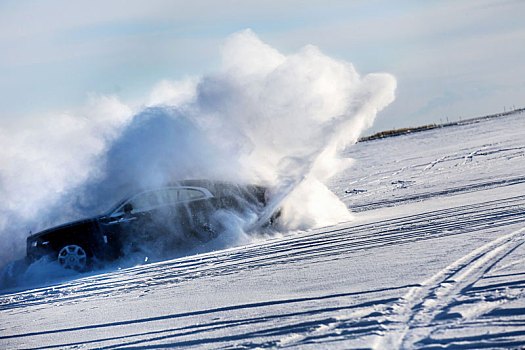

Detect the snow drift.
xmin=0 ymin=30 xmax=396 ymax=277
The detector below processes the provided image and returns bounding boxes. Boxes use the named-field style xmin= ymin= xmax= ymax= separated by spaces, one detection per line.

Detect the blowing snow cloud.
xmin=0 ymin=30 xmax=396 ymax=269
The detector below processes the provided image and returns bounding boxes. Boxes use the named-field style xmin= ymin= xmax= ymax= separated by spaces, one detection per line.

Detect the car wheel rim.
xmin=58 ymin=245 xmax=87 ymax=271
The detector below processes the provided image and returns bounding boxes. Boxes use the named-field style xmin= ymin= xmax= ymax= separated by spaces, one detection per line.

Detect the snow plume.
xmin=0 ymin=29 xmax=395 ymax=278
xmin=184 ymin=30 xmax=396 ymax=229
xmin=0 ymin=96 xmax=133 ymax=270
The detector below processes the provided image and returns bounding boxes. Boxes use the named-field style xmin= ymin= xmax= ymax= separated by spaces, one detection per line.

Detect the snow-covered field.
xmin=1 ymin=112 xmax=525 ymax=349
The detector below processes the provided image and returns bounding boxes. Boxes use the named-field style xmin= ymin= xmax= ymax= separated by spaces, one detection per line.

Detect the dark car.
xmin=26 ymin=180 xmax=277 ymax=271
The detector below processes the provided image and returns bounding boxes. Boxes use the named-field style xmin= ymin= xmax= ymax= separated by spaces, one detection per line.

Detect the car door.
xmin=99 ymin=189 xmax=166 ymax=255
xmin=178 ymin=188 xmax=218 ymax=241
xmin=99 ymin=187 xmax=214 ymax=257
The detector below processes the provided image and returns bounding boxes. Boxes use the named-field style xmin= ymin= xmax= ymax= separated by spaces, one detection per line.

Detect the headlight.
xmin=30 ymin=240 xmax=49 ymax=248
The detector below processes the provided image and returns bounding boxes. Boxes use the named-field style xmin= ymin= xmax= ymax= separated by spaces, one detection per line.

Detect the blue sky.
xmin=1 ymin=0 xmax=524 ymax=132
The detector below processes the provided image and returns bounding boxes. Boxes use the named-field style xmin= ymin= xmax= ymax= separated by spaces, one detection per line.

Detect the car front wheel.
xmin=58 ymin=244 xmax=88 ymax=271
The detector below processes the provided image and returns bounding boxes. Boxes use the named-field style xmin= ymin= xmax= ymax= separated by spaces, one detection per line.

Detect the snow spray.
xmin=0 ymin=30 xmax=395 ymax=285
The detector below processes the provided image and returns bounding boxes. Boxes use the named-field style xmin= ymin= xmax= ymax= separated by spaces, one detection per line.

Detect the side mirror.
xmin=123 ymin=203 xmax=133 ymax=214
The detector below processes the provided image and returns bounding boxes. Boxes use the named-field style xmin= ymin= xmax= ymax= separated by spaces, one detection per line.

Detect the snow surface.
xmin=1 ymin=112 xmax=525 ymax=349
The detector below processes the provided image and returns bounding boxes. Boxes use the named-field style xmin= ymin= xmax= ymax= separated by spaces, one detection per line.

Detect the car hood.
xmin=28 ymin=216 xmax=101 ymax=240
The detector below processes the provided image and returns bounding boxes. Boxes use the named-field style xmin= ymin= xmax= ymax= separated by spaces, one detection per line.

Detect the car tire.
xmin=57 ymin=244 xmax=89 ymax=271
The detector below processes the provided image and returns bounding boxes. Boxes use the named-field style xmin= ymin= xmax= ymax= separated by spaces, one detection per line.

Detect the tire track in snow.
xmin=2 ymin=195 xmax=525 ymax=311
xmin=351 ymin=176 xmax=525 ymax=212
xmin=376 ymin=227 xmax=525 ymax=349
xmin=1 ymin=197 xmax=525 ymax=348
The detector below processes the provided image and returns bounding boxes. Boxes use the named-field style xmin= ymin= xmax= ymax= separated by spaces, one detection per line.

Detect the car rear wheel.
xmin=58 ymin=244 xmax=88 ymax=271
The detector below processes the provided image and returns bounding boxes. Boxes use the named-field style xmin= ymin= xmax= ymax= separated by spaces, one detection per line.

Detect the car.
xmin=26 ymin=180 xmax=278 ymax=271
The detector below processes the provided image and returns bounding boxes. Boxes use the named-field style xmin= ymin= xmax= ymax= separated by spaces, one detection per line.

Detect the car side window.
xmin=131 ymin=188 xmax=182 ymax=210
xmin=179 ymin=189 xmax=206 ymax=201
xmin=130 ymin=191 xmax=160 ymax=211
xmin=110 ymin=187 xmax=208 ymax=217
xmin=157 ymin=188 xmax=179 ymax=205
